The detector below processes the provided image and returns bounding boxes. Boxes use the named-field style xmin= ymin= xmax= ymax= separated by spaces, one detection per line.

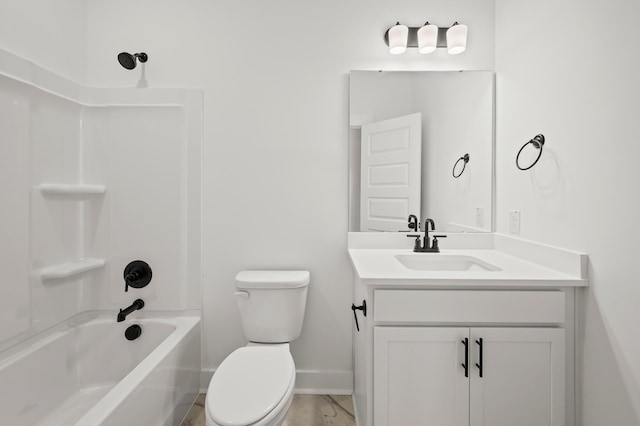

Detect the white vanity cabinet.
xmin=348 ymin=235 xmax=587 ymax=426
xmin=362 ymin=288 xmax=573 ymax=426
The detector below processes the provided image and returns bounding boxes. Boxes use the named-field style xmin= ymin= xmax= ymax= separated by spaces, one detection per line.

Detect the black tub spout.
xmin=117 ymin=299 xmax=144 ymax=322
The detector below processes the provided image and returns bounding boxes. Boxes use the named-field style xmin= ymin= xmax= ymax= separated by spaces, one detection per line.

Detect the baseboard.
xmin=200 ymin=368 xmax=353 ymax=395
xmin=294 ymin=369 xmax=353 ymax=394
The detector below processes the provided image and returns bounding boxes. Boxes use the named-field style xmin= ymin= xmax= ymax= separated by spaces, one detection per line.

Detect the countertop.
xmin=348 ymin=248 xmax=587 ymax=288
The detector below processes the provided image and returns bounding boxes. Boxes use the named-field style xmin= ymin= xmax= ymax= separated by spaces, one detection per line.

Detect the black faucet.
xmin=406 ymin=218 xmax=447 ymax=252
xmin=423 ymin=218 xmax=435 ymax=249
xmin=407 ymin=215 xmax=419 ymax=232
xmin=117 ymin=299 xmax=144 ymax=322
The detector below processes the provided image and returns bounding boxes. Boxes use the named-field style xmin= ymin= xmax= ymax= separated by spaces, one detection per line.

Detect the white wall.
xmin=86 ymin=0 xmax=494 ymax=390
xmin=495 ymin=0 xmax=640 ymax=423
xmin=0 ymin=0 xmax=87 ymax=83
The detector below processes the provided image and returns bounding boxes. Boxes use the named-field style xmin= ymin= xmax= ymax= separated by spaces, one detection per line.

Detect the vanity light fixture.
xmin=384 ymin=21 xmax=468 ymax=55
xmin=387 ymin=22 xmax=409 ymax=54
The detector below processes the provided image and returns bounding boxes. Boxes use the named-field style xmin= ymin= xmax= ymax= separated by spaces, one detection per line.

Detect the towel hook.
xmin=516 ymin=134 xmax=545 ymax=170
xmin=452 ymin=153 xmax=470 ymax=178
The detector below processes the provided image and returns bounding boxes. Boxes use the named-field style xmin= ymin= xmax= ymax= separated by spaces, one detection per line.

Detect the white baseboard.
xmin=200 ymin=368 xmax=353 ymax=395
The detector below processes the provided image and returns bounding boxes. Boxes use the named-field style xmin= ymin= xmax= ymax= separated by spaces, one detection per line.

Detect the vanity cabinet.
xmin=373 ymin=327 xmax=564 ymax=426
xmin=360 ymin=289 xmax=572 ymax=426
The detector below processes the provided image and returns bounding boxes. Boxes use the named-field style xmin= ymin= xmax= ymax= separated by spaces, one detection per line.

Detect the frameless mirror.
xmin=349 ymin=70 xmax=494 ymax=232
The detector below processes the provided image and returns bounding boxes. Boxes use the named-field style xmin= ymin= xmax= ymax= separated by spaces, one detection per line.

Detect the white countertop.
xmin=348 ymin=248 xmax=587 ymax=288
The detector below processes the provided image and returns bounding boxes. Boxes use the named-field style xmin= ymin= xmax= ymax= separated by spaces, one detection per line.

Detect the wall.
xmin=494 ymin=0 xmax=640 ymax=423
xmin=0 ymin=0 xmax=87 ymax=83
xmin=85 ymin=0 xmax=494 ymax=390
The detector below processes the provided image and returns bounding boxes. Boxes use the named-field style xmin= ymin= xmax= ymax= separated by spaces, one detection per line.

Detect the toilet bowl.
xmin=205 ymin=270 xmax=310 ymax=426
xmin=205 ymin=344 xmax=295 ymax=426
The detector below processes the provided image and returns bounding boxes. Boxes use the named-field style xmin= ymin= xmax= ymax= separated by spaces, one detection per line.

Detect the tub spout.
xmin=117 ymin=299 xmax=145 ymax=322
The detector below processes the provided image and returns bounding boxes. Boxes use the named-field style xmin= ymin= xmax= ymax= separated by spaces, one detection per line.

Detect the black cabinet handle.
xmin=475 ymin=337 xmax=483 ymax=378
xmin=351 ymin=300 xmax=367 ymax=332
xmin=461 ymin=338 xmax=469 ymax=377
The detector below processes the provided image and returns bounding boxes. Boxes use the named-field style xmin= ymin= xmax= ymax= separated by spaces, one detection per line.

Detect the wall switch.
xmin=509 ymin=210 xmax=520 ymax=235
xmin=475 ymin=207 xmax=485 ymax=228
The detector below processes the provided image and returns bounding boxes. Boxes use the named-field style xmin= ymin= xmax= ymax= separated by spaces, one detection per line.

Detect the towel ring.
xmin=516 ymin=134 xmax=545 ymax=171
xmin=452 ymin=153 xmax=470 ymax=178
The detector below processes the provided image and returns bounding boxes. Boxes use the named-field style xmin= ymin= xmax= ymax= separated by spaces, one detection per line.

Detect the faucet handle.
xmin=406 ymin=234 xmax=422 ymax=251
xmin=431 ymin=235 xmax=447 ymax=251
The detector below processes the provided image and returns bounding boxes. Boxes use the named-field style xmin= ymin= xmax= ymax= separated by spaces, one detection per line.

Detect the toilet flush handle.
xmin=234 ymin=291 xmax=250 ymax=299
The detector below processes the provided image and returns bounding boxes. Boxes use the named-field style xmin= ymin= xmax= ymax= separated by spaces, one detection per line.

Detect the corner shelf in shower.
xmin=40 ymin=258 xmax=106 ymax=281
xmin=36 ymin=183 xmax=106 ymax=199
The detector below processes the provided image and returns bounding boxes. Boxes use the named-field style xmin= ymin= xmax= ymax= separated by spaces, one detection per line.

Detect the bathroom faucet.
xmin=117 ymin=299 xmax=145 ymax=322
xmin=424 ymin=218 xmax=435 ymax=249
xmin=406 ymin=218 xmax=447 ymax=252
xmin=407 ymin=215 xmax=419 ymax=232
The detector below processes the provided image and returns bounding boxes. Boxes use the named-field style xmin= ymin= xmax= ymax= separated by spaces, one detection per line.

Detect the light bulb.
xmin=417 ymin=23 xmax=438 ymax=54
xmin=446 ymin=22 xmax=468 ymax=55
xmin=388 ymin=22 xmax=408 ymax=55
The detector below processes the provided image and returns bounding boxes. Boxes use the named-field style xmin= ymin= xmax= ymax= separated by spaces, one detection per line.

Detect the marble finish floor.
xmin=181 ymin=394 xmax=355 ymax=426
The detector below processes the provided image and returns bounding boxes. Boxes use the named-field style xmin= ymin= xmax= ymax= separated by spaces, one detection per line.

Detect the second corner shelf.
xmin=36 ymin=183 xmax=106 ymax=199
xmin=40 ymin=258 xmax=106 ymax=281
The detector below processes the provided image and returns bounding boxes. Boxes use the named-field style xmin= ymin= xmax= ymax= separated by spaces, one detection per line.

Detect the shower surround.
xmin=0 ymin=48 xmax=202 ymax=424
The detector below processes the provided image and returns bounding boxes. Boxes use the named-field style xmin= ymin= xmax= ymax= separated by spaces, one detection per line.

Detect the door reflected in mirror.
xmin=349 ymin=70 xmax=494 ymax=233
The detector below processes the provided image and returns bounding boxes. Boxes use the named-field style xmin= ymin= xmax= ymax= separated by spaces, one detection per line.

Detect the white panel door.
xmin=374 ymin=327 xmax=469 ymax=426
xmin=360 ymin=113 xmax=421 ymax=231
xmin=469 ymin=328 xmax=565 ymax=426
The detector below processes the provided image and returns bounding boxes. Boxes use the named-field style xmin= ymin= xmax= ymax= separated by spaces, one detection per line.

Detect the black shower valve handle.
xmin=123 ymin=260 xmax=152 ymax=293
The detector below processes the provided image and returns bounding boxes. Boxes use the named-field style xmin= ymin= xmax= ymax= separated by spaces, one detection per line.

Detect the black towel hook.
xmin=452 ymin=153 xmax=470 ymax=178
xmin=516 ymin=134 xmax=545 ymax=170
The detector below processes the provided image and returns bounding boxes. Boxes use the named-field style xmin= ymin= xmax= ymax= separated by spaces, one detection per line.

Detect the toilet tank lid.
xmin=235 ymin=270 xmax=310 ymax=289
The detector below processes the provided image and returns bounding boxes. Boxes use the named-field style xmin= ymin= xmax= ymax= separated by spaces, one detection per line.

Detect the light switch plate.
xmin=509 ymin=210 xmax=520 ymax=235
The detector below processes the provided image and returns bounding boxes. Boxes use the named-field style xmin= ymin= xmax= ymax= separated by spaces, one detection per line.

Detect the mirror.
xmin=349 ymin=70 xmax=494 ymax=232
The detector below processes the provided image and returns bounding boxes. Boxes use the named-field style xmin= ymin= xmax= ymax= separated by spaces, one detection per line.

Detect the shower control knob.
xmin=124 ymin=260 xmax=152 ymax=292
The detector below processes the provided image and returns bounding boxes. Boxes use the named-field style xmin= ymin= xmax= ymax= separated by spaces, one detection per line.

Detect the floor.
xmin=181 ymin=394 xmax=356 ymax=426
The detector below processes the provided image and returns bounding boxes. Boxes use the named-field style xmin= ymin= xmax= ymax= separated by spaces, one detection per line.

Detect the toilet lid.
xmin=207 ymin=346 xmax=295 ymax=426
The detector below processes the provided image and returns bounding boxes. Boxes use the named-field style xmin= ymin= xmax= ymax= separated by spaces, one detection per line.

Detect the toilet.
xmin=205 ymin=270 xmax=310 ymax=426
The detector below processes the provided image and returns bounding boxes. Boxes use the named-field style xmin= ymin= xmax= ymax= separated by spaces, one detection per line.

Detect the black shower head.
xmin=118 ymin=52 xmax=148 ymax=70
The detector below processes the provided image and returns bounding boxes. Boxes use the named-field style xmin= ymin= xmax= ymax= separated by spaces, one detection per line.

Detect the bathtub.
xmin=0 ymin=311 xmax=200 ymax=426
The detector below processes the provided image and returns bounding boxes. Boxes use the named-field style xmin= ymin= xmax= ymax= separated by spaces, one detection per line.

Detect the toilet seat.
xmin=206 ymin=346 xmax=295 ymax=426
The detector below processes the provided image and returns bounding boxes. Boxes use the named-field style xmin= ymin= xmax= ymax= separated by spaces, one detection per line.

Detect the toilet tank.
xmin=234 ymin=271 xmax=310 ymax=343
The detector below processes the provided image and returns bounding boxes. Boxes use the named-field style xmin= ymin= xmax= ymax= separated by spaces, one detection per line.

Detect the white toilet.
xmin=205 ymin=270 xmax=310 ymax=426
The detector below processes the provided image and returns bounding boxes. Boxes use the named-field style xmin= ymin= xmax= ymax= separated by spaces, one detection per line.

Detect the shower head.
xmin=117 ymin=52 xmax=148 ymax=70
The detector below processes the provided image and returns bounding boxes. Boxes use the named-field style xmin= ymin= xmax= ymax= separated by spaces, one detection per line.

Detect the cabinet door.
xmin=374 ymin=327 xmax=469 ymax=426
xmin=469 ymin=328 xmax=565 ymax=426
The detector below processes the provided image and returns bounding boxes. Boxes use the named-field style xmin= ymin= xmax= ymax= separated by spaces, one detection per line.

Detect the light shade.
xmin=417 ymin=23 xmax=438 ymax=54
xmin=446 ymin=22 xmax=468 ymax=55
xmin=388 ymin=22 xmax=409 ymax=55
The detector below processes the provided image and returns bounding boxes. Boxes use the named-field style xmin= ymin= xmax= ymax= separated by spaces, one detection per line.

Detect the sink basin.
xmin=395 ymin=254 xmax=501 ymax=272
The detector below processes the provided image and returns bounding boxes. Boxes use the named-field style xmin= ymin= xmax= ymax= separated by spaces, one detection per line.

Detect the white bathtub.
xmin=0 ymin=311 xmax=200 ymax=426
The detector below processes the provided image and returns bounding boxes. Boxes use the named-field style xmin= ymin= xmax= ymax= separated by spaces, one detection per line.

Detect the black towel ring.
xmin=452 ymin=153 xmax=470 ymax=178
xmin=516 ymin=134 xmax=545 ymax=170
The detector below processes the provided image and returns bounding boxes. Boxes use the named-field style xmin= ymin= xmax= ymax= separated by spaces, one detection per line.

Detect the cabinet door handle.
xmin=351 ymin=300 xmax=367 ymax=332
xmin=461 ymin=338 xmax=469 ymax=378
xmin=475 ymin=337 xmax=483 ymax=378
